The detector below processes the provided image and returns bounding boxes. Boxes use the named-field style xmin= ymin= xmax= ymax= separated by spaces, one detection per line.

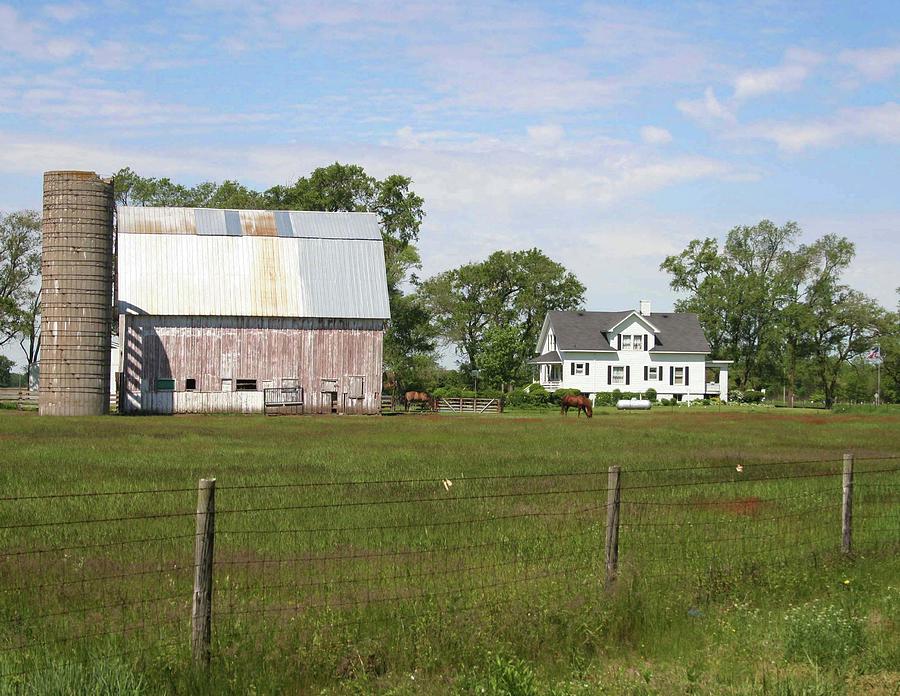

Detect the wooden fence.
xmin=433 ymin=397 xmax=503 ymax=414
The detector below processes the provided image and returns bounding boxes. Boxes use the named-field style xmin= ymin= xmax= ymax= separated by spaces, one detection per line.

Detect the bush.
xmin=525 ymin=384 xmax=549 ymax=406
xmin=744 ymin=389 xmax=764 ymax=404
xmin=594 ymin=392 xmax=614 ymax=407
xmin=645 ymin=388 xmax=657 ymax=402
xmin=611 ymin=389 xmax=622 ymax=403
xmin=783 ymin=601 xmax=865 ymax=667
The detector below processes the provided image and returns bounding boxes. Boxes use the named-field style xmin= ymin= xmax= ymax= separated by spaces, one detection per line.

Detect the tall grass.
xmin=0 ymin=409 xmax=898 ymax=693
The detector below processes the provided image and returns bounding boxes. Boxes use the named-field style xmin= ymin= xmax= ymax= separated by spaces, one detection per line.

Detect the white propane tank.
xmin=616 ymin=399 xmax=652 ymax=410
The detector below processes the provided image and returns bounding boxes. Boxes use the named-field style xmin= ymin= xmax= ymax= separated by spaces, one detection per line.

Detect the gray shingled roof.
xmin=544 ymin=310 xmax=710 ymax=353
xmin=528 ymin=350 xmax=562 ymax=364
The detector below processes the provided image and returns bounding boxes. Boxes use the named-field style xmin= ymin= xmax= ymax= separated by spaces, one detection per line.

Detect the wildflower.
xmin=442 ymin=479 xmax=453 ymax=491
xmin=843 ymin=579 xmax=851 ymax=586
xmin=735 ymin=464 xmax=744 ymax=473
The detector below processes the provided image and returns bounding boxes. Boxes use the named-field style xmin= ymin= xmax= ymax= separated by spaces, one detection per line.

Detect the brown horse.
xmin=404 ymin=391 xmax=433 ymax=412
xmin=560 ymin=394 xmax=593 ymax=418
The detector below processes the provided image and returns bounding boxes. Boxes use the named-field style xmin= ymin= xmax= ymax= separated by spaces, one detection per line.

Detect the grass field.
xmin=0 ymin=407 xmax=898 ymax=695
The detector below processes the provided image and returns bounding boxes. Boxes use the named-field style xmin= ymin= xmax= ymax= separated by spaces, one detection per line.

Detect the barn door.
xmin=321 ymin=378 xmax=338 ymax=414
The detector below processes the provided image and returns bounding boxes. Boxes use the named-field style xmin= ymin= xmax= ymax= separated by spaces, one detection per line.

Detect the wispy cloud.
xmin=838 ymin=46 xmax=900 ymax=81
xmin=640 ymin=126 xmax=672 ymax=145
xmin=677 ymin=87 xmax=734 ymax=126
xmin=0 ymin=4 xmax=85 ymax=60
xmin=733 ymin=48 xmax=823 ymax=100
xmin=738 ymin=102 xmax=900 ymax=152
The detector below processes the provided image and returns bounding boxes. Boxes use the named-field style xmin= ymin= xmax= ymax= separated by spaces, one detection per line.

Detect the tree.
xmin=475 ymin=325 xmax=524 ymax=390
xmin=0 ymin=355 xmax=12 ymax=387
xmin=662 ymin=220 xmax=803 ymax=389
xmin=420 ymin=249 xmax=584 ymax=378
xmin=0 ymin=210 xmax=41 ymax=348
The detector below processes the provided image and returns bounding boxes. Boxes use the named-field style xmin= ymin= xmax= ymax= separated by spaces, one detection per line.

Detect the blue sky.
xmin=1 ymin=1 xmax=899 ymax=366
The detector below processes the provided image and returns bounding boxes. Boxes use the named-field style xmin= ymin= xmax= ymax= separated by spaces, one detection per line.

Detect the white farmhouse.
xmin=530 ymin=301 xmax=730 ymax=402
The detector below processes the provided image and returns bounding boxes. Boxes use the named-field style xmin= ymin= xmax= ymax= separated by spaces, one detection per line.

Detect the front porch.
xmin=529 ymin=350 xmax=563 ymax=391
xmin=705 ymin=360 xmax=732 ymax=402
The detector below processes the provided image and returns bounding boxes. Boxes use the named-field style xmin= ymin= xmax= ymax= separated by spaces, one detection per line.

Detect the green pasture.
xmin=0 ymin=408 xmax=898 ymax=695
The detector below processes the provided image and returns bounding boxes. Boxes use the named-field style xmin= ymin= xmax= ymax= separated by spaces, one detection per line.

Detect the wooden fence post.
xmin=605 ymin=466 xmax=621 ymax=590
xmin=192 ymin=478 xmax=216 ymax=667
xmin=842 ymin=454 xmax=853 ymax=555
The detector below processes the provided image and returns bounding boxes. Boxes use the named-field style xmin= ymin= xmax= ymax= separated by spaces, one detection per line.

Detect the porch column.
xmin=719 ymin=367 xmax=729 ymax=402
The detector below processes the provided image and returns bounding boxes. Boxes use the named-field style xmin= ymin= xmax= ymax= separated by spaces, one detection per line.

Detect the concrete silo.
xmin=39 ymin=171 xmax=115 ymax=416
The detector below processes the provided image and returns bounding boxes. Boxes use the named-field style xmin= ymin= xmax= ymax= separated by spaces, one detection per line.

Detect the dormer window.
xmin=548 ymin=331 xmax=557 ymax=351
xmin=619 ymin=334 xmax=645 ymax=351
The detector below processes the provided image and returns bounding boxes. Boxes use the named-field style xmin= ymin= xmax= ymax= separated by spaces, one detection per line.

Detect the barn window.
xmin=611 ymin=366 xmax=625 ymax=385
xmin=185 ymin=378 xmax=197 ymax=391
xmin=221 ymin=378 xmax=232 ymax=392
xmin=282 ymin=378 xmax=298 ymax=388
xmin=235 ymin=379 xmax=258 ymax=391
xmin=156 ymin=378 xmax=175 ymax=391
xmin=348 ymin=376 xmax=364 ymax=399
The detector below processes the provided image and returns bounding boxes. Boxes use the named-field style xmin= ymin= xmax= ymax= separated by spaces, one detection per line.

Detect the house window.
xmin=185 ymin=378 xmax=197 ymax=391
xmin=548 ymin=333 xmax=557 ymax=351
xmin=674 ymin=367 xmax=685 ymax=386
xmin=647 ymin=366 xmax=659 ymax=380
xmin=621 ymin=335 xmax=632 ymax=350
xmin=235 ymin=379 xmax=258 ymax=391
xmin=571 ymin=362 xmax=589 ymax=376
xmin=631 ymin=335 xmax=644 ymax=350
xmin=611 ymin=366 xmax=625 ymax=385
xmin=549 ymin=364 xmax=562 ymax=382
xmin=156 ymin=378 xmax=175 ymax=391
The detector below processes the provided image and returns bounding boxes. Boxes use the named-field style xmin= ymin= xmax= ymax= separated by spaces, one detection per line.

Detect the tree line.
xmin=0 ymin=165 xmax=897 ymax=404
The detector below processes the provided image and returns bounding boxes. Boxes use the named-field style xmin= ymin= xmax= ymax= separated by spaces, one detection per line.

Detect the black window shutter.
xmin=669 ymin=366 xmax=674 ymax=385
xmin=571 ymin=362 xmax=575 ymax=376
xmin=626 ymin=366 xmax=630 ymax=385
xmin=685 ymin=366 xmax=689 ymax=385
xmin=643 ymin=365 xmax=648 ymax=380
xmin=607 ymin=365 xmax=612 ymax=384
xmin=643 ymin=335 xmax=648 ymax=351
xmin=660 ymin=367 xmax=664 ymax=382
xmin=585 ymin=362 xmax=589 ymax=376
xmin=617 ymin=334 xmax=621 ymax=350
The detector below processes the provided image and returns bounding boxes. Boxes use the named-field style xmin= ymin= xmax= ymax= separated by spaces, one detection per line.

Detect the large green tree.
xmin=660 ymin=220 xmax=799 ymax=389
xmin=419 ymin=249 xmax=584 ymax=379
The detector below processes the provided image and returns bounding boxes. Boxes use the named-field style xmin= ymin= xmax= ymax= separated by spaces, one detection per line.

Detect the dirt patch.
xmin=695 ymin=496 xmax=765 ymax=516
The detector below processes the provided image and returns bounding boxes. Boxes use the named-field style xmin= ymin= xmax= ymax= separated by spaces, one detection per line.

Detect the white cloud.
xmin=677 ymin=87 xmax=734 ymax=125
xmin=838 ymin=46 xmax=900 ymax=82
xmin=526 ymin=124 xmax=565 ymax=148
xmin=0 ymin=4 xmax=84 ymax=60
xmin=640 ymin=126 xmax=672 ymax=145
xmin=733 ymin=48 xmax=823 ymax=100
xmin=43 ymin=3 xmax=89 ymax=23
xmin=739 ymin=102 xmax=900 ymax=152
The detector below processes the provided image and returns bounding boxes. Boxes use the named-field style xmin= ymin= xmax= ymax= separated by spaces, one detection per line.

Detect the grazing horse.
xmin=404 ymin=391 xmax=433 ymax=412
xmin=560 ymin=394 xmax=593 ymax=418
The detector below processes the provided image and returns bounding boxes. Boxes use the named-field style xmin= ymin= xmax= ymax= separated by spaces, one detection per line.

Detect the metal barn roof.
xmin=116 ymin=206 xmax=390 ymax=320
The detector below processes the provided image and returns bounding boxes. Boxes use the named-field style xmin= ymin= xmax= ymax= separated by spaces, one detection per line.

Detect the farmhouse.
xmin=115 ymin=206 xmax=390 ymax=415
xmin=530 ymin=301 xmax=730 ymax=402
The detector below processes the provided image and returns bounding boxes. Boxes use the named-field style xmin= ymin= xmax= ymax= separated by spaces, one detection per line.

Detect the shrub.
xmin=744 ymin=389 xmax=764 ymax=404
xmin=645 ymin=388 xmax=657 ymax=402
xmin=525 ymin=384 xmax=549 ymax=406
xmin=701 ymin=398 xmax=711 ymax=406
xmin=783 ymin=602 xmax=865 ymax=667
xmin=594 ymin=392 xmax=614 ymax=407
xmin=611 ymin=389 xmax=622 ymax=403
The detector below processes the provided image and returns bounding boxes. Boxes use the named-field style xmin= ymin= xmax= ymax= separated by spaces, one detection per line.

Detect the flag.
xmin=865 ymin=346 xmax=883 ymax=365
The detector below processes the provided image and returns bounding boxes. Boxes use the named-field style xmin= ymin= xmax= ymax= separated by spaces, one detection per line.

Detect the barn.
xmin=115 ymin=206 xmax=390 ymax=415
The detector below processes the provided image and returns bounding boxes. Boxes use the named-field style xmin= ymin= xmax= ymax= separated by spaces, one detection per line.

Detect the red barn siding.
xmin=122 ymin=316 xmax=383 ymax=414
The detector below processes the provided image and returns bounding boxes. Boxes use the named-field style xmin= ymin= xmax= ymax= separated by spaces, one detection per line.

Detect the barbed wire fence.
xmin=0 ymin=454 xmax=897 ymax=684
